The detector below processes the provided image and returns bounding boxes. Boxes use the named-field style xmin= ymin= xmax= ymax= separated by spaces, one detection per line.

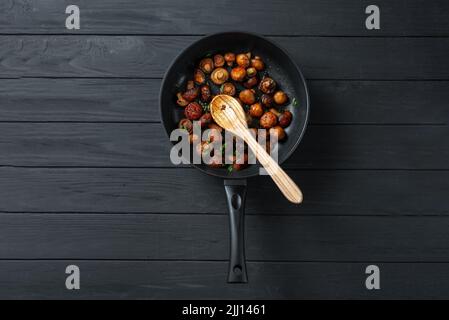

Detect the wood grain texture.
xmin=0 ymin=79 xmax=448 ymax=124
xmin=1 ymin=213 xmax=449 ymax=261
xmin=1 ymin=36 xmax=448 ymax=79
xmin=0 ymin=79 xmax=158 ymax=122
xmin=1 ymin=0 xmax=448 ymax=36
xmin=1 ymin=260 xmax=449 ymax=299
xmin=0 ymin=168 xmax=447 ymax=215
xmin=0 ymin=123 xmax=447 ymax=169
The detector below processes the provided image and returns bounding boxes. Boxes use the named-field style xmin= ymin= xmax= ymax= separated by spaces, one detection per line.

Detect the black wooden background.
xmin=0 ymin=0 xmax=448 ymax=299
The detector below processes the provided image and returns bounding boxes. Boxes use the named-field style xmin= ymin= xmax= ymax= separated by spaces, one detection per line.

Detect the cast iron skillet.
xmin=160 ymin=32 xmax=309 ymax=283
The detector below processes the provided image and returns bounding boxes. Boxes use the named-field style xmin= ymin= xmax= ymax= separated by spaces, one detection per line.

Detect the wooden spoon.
xmin=210 ymin=95 xmax=303 ymax=204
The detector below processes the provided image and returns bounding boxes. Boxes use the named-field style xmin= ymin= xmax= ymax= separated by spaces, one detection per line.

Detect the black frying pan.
xmin=160 ymin=32 xmax=310 ymax=283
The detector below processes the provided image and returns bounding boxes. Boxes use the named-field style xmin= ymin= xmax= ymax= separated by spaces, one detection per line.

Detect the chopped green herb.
xmin=227 ymin=165 xmax=233 ymax=173
xmin=199 ymin=101 xmax=210 ymax=112
xmin=205 ymin=53 xmax=212 ymax=57
xmin=292 ymin=97 xmax=298 ymax=107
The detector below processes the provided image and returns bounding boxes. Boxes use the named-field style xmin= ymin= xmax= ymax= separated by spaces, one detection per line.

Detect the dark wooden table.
xmin=0 ymin=0 xmax=448 ymax=299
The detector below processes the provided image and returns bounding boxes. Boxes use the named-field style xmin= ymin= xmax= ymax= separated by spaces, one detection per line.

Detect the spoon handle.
xmin=241 ymin=129 xmax=303 ymax=204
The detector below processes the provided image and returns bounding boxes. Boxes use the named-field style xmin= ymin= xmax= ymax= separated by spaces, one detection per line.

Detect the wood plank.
xmin=0 ymin=168 xmax=447 ymax=215
xmin=1 ymin=213 xmax=449 ymax=262
xmin=0 ymin=260 xmax=449 ymax=299
xmin=1 ymin=36 xmax=449 ymax=79
xmin=1 ymin=79 xmax=448 ymax=124
xmin=308 ymin=80 xmax=449 ymax=125
xmin=0 ymin=79 xmax=157 ymax=122
xmin=1 ymin=0 xmax=448 ymax=36
xmin=0 ymin=123 xmax=447 ymax=169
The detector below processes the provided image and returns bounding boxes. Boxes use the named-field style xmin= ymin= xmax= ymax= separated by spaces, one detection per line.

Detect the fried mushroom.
xmin=176 ymin=92 xmax=189 ymax=107
xmin=200 ymin=85 xmax=212 ymax=102
xmin=249 ymin=102 xmax=264 ymax=118
xmin=213 ymin=54 xmax=225 ymax=67
xmin=269 ymin=126 xmax=286 ymax=141
xmin=278 ymin=110 xmax=293 ymax=128
xmin=211 ymin=67 xmax=229 ymax=85
xmin=260 ymin=111 xmax=278 ymax=129
xmin=182 ymin=86 xmax=199 ymax=102
xmin=178 ymin=118 xmax=193 ymax=133
xmin=221 ymin=82 xmax=236 ymax=96
xmin=184 ymin=102 xmax=203 ymax=120
xmin=224 ymin=53 xmax=236 ymax=66
xmin=261 ymin=94 xmax=274 ymax=108
xmin=251 ymin=56 xmax=265 ymax=71
xmin=239 ymin=89 xmax=256 ymax=105
xmin=259 ymin=76 xmax=276 ymax=94
xmin=230 ymin=67 xmax=246 ymax=82
xmin=273 ymin=91 xmax=288 ymax=105
xmin=199 ymin=58 xmax=214 ymax=74
xmin=194 ymin=69 xmax=206 ymax=84
xmin=236 ymin=53 xmax=250 ymax=68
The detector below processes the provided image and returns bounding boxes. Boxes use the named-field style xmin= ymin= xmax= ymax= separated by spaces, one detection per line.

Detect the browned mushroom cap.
xmin=259 ymin=76 xmax=277 ymax=94
xmin=243 ymin=76 xmax=258 ymax=89
xmin=249 ymin=102 xmax=264 ymax=118
xmin=213 ymin=54 xmax=225 ymax=67
xmin=273 ymin=91 xmax=289 ymax=105
xmin=200 ymin=84 xmax=212 ymax=102
xmin=184 ymin=102 xmax=203 ymax=120
xmin=278 ymin=110 xmax=293 ymax=128
xmin=199 ymin=58 xmax=214 ymax=74
xmin=236 ymin=53 xmax=250 ymax=68
xmin=224 ymin=53 xmax=236 ymax=66
xmin=251 ymin=56 xmax=265 ymax=71
xmin=182 ymin=86 xmax=199 ymax=102
xmin=239 ymin=89 xmax=256 ymax=105
xmin=261 ymin=94 xmax=274 ymax=108
xmin=176 ymin=92 xmax=189 ymax=107
xmin=221 ymin=82 xmax=236 ymax=96
xmin=260 ymin=111 xmax=278 ymax=129
xmin=178 ymin=118 xmax=193 ymax=133
xmin=194 ymin=69 xmax=206 ymax=84
xmin=210 ymin=67 xmax=229 ymax=85
xmin=269 ymin=126 xmax=286 ymax=141
xmin=230 ymin=67 xmax=246 ymax=82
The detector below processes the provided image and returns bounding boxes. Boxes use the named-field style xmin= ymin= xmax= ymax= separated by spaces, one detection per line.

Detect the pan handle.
xmin=224 ymin=179 xmax=248 ymax=283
